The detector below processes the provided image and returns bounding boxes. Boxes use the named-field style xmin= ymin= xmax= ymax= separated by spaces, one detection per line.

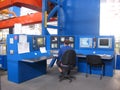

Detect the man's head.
xmin=64 ymin=39 xmax=70 ymax=45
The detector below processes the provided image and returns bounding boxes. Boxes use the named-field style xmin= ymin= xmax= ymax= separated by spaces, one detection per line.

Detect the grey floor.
xmin=1 ymin=66 xmax=120 ymax=90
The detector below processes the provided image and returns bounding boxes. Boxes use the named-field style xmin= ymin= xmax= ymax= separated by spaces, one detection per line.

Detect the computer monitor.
xmin=33 ymin=36 xmax=46 ymax=50
xmin=69 ymin=36 xmax=74 ymax=42
xmin=60 ymin=36 xmax=65 ymax=43
xmin=50 ymin=36 xmax=59 ymax=49
xmin=51 ymin=36 xmax=58 ymax=42
xmin=79 ymin=38 xmax=93 ymax=48
xmin=60 ymin=36 xmax=75 ymax=48
xmin=36 ymin=37 xmax=45 ymax=47
xmin=97 ymin=37 xmax=112 ymax=48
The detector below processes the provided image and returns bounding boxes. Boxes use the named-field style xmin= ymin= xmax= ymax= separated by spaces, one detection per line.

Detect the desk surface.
xmin=77 ymin=54 xmax=113 ymax=61
xmin=21 ymin=56 xmax=53 ymax=63
xmin=52 ymin=52 xmax=113 ymax=60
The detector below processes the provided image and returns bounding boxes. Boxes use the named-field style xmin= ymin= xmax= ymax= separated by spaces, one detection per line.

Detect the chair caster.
xmin=86 ymin=74 xmax=88 ymax=78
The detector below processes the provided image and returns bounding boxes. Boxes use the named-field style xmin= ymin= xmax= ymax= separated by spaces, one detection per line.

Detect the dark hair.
xmin=64 ymin=39 xmax=70 ymax=45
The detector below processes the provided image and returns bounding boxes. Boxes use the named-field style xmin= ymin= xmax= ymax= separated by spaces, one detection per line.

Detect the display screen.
xmin=51 ymin=43 xmax=58 ymax=48
xmin=69 ymin=36 xmax=74 ymax=42
xmin=50 ymin=36 xmax=59 ymax=49
xmin=60 ymin=37 xmax=65 ymax=42
xmin=37 ymin=37 xmax=45 ymax=47
xmin=33 ymin=36 xmax=45 ymax=50
xmin=98 ymin=38 xmax=112 ymax=48
xmin=60 ymin=36 xmax=75 ymax=48
xmin=80 ymin=38 xmax=93 ymax=48
xmin=60 ymin=36 xmax=74 ymax=42
xmin=51 ymin=36 xmax=58 ymax=42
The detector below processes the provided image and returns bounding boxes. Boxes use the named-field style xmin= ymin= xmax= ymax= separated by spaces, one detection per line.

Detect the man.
xmin=56 ymin=39 xmax=73 ymax=75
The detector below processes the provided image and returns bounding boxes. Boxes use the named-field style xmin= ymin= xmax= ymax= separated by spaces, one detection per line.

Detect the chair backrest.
xmin=61 ymin=50 xmax=76 ymax=66
xmin=86 ymin=55 xmax=102 ymax=65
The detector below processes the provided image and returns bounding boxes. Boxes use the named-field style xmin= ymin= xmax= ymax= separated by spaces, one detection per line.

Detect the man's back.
xmin=58 ymin=45 xmax=73 ymax=60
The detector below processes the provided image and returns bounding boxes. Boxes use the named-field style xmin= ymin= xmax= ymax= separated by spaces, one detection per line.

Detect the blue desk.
xmin=77 ymin=54 xmax=115 ymax=77
xmin=77 ymin=54 xmax=113 ymax=60
xmin=0 ymin=55 xmax=7 ymax=70
xmin=8 ymin=55 xmax=53 ymax=83
xmin=49 ymin=51 xmax=115 ymax=77
xmin=116 ymin=55 xmax=120 ymax=70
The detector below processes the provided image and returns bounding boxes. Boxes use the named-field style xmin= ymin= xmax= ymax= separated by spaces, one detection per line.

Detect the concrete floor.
xmin=0 ymin=67 xmax=120 ymax=90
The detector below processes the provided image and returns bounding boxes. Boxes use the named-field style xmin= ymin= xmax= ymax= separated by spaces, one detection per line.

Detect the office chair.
xmin=86 ymin=55 xmax=105 ymax=80
xmin=59 ymin=50 xmax=76 ymax=82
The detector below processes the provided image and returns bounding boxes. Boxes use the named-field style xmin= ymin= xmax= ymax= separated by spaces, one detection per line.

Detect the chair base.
xmin=86 ymin=73 xmax=103 ymax=80
xmin=59 ymin=75 xmax=76 ymax=83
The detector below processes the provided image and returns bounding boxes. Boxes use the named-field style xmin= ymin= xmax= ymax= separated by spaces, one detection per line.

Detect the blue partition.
xmin=116 ymin=55 xmax=120 ymax=70
xmin=7 ymin=34 xmax=51 ymax=83
xmin=76 ymin=35 xmax=115 ymax=77
xmin=0 ymin=55 xmax=7 ymax=70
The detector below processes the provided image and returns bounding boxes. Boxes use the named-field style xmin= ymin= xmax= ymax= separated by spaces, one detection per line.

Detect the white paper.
xmin=14 ymin=23 xmax=22 ymax=34
xmin=10 ymin=38 xmax=14 ymax=44
xmin=19 ymin=35 xmax=27 ymax=43
xmin=40 ymin=47 xmax=47 ymax=53
xmin=18 ymin=42 xmax=30 ymax=54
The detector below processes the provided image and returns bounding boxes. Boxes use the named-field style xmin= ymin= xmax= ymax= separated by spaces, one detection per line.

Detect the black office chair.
xmin=86 ymin=55 xmax=105 ymax=80
xmin=59 ymin=50 xmax=76 ymax=82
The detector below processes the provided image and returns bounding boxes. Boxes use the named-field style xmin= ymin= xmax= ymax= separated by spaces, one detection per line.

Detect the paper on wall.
xmin=19 ymin=35 xmax=27 ymax=43
xmin=14 ymin=23 xmax=22 ymax=34
xmin=10 ymin=38 xmax=14 ymax=44
xmin=40 ymin=47 xmax=47 ymax=53
xmin=18 ymin=42 xmax=30 ymax=54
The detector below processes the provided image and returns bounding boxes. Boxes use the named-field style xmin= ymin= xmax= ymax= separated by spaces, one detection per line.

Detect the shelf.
xmin=0 ymin=12 xmax=42 ymax=29
xmin=0 ymin=0 xmax=42 ymax=11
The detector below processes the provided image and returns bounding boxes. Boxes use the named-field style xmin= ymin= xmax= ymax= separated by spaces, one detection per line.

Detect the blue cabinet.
xmin=116 ymin=55 xmax=120 ymax=69
xmin=0 ymin=55 xmax=7 ymax=70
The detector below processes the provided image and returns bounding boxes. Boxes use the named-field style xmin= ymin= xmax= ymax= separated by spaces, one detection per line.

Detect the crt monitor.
xmin=97 ymin=37 xmax=112 ymax=48
xmin=51 ymin=36 xmax=58 ymax=42
xmin=50 ymin=36 xmax=59 ymax=49
xmin=36 ymin=37 xmax=45 ymax=47
xmin=60 ymin=36 xmax=65 ymax=43
xmin=68 ymin=36 xmax=74 ymax=48
xmin=79 ymin=38 xmax=93 ymax=48
xmin=33 ymin=36 xmax=46 ymax=50
xmin=60 ymin=36 xmax=74 ymax=42
xmin=60 ymin=36 xmax=75 ymax=48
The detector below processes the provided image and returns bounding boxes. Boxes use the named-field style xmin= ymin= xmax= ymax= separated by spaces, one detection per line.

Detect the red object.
xmin=0 ymin=12 xmax=42 ymax=29
xmin=0 ymin=0 xmax=57 ymax=29
xmin=0 ymin=0 xmax=42 ymax=11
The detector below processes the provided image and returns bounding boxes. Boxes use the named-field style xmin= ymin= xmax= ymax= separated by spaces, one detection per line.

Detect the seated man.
xmin=56 ymin=39 xmax=73 ymax=76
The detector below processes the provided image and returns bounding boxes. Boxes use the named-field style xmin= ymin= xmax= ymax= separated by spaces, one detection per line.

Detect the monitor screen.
xmin=98 ymin=38 xmax=112 ymax=48
xmin=60 ymin=36 xmax=74 ymax=42
xmin=51 ymin=43 xmax=58 ymax=48
xmin=51 ymin=36 xmax=58 ymax=42
xmin=80 ymin=38 xmax=93 ymax=48
xmin=60 ymin=37 xmax=65 ymax=42
xmin=60 ymin=36 xmax=75 ymax=48
xmin=32 ymin=36 xmax=45 ymax=50
xmin=69 ymin=36 xmax=74 ymax=42
xmin=37 ymin=37 xmax=45 ymax=47
xmin=50 ymin=36 xmax=59 ymax=49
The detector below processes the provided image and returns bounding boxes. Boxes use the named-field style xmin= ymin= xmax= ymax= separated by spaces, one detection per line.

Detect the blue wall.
xmin=62 ymin=0 xmax=100 ymax=35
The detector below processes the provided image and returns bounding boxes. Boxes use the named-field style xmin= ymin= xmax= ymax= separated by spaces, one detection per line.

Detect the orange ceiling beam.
xmin=0 ymin=12 xmax=42 ymax=29
xmin=0 ymin=0 xmax=42 ymax=11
